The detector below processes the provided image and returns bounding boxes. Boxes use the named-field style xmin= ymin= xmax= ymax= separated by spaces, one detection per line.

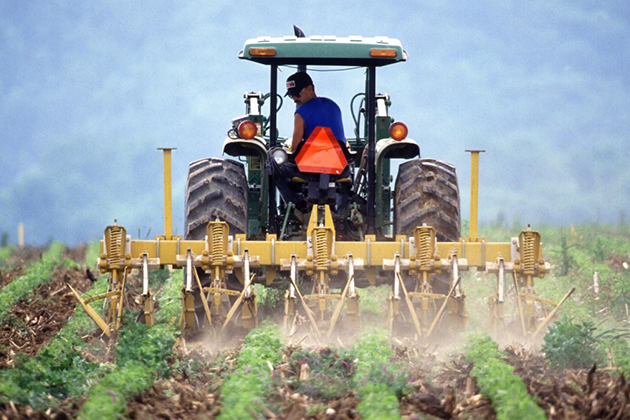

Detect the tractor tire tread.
xmin=394 ymin=158 xmax=461 ymax=242
xmin=184 ymin=157 xmax=248 ymax=240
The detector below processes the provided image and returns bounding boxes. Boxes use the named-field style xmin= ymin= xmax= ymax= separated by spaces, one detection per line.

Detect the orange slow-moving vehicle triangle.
xmin=294 ymin=126 xmax=347 ymax=175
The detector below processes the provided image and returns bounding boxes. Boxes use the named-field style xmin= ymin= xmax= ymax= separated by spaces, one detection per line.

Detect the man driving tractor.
xmin=270 ymin=71 xmax=349 ymax=208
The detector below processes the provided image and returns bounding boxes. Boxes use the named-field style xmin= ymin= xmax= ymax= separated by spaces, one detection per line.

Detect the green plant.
xmin=78 ymin=271 xmax=181 ymax=420
xmin=350 ymin=329 xmax=406 ymax=420
xmin=218 ymin=324 xmax=283 ymax=420
xmin=550 ymin=232 xmax=576 ymax=276
xmin=542 ymin=316 xmax=608 ymax=370
xmin=253 ymin=283 xmax=284 ymax=315
xmin=1 ymin=232 xmax=9 ymax=247
xmin=466 ymin=334 xmax=546 ymax=420
xmin=0 ymin=275 xmax=113 ymax=409
xmin=289 ymin=346 xmax=354 ymax=399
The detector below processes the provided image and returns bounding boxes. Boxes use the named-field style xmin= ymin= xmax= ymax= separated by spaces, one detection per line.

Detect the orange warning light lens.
xmin=369 ymin=48 xmax=397 ymax=58
xmin=238 ymin=120 xmax=258 ymax=139
xmin=249 ymin=47 xmax=277 ymax=56
xmin=389 ymin=122 xmax=408 ymax=141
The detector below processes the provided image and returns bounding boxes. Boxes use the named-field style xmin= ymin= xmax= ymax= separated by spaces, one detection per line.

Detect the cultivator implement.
xmin=72 ymin=148 xmax=574 ymax=341
xmin=74 ymin=34 xmax=576 ymax=342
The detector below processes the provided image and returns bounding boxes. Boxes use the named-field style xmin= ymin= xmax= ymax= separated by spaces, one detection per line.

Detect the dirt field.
xmin=1 ymin=247 xmax=629 ymax=419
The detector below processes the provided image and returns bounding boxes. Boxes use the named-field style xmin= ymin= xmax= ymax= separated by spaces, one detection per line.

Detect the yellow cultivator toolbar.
xmin=72 ymin=147 xmax=574 ymax=342
xmin=75 ymin=149 xmax=572 ymax=338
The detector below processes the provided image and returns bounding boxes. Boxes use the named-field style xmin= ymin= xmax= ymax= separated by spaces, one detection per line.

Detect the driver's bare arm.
xmin=291 ymin=113 xmax=305 ymax=153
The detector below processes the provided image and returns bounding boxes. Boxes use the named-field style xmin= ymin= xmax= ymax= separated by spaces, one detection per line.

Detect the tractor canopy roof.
xmin=239 ymin=35 xmax=407 ymax=67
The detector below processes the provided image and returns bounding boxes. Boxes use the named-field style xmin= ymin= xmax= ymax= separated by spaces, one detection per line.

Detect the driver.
xmin=285 ymin=71 xmax=346 ymax=151
xmin=270 ymin=72 xmax=347 ymax=208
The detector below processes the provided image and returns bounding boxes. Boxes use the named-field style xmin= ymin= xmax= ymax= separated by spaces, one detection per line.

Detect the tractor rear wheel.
xmin=184 ymin=157 xmax=248 ymax=332
xmin=394 ymin=158 xmax=463 ymax=337
xmin=394 ymin=158 xmax=460 ymax=241
xmin=185 ymin=157 xmax=248 ymax=239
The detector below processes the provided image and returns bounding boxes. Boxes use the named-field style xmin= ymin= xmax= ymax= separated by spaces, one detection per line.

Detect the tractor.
xmin=73 ymin=29 xmax=575 ymax=343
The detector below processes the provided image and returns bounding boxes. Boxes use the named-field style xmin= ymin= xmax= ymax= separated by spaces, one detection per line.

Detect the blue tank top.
xmin=296 ymin=97 xmax=346 ymax=143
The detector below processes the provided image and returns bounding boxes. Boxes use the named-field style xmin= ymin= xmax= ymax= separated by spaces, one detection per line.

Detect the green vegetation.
xmin=466 ymin=334 xmax=546 ymax=420
xmin=542 ymin=316 xmax=606 ymax=370
xmin=78 ymin=270 xmax=181 ymax=420
xmin=218 ymin=324 xmax=283 ymax=420
xmin=252 ymin=283 xmax=284 ymax=316
xmin=351 ymin=329 xmax=407 ymax=420
xmin=84 ymin=241 xmax=101 ymax=269
xmin=289 ymin=346 xmax=354 ymax=399
xmin=543 ymin=315 xmax=630 ymax=371
xmin=0 ymin=242 xmax=65 ymax=323
xmin=479 ymin=222 xmax=630 ymax=360
xmin=0 ymin=245 xmax=14 ymax=264
xmin=0 ymin=268 xmax=108 ymax=409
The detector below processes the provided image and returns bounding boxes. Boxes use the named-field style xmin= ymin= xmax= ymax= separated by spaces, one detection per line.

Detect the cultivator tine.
xmin=67 ymin=283 xmax=112 ymax=337
xmin=222 ymin=251 xmax=256 ymax=332
xmin=140 ymin=252 xmax=155 ymax=327
xmin=114 ymin=268 xmax=127 ymax=330
xmin=283 ymin=255 xmax=298 ymax=334
xmin=327 ymin=274 xmax=354 ymax=338
xmin=140 ymin=252 xmax=155 ymax=326
xmin=286 ymin=266 xmax=322 ymax=340
xmin=221 ymin=273 xmax=256 ymax=332
xmin=181 ymin=250 xmax=197 ymax=333
xmin=513 ymin=273 xmax=528 ymax=336
xmin=532 ymin=287 xmax=576 ymax=339
xmin=192 ymin=257 xmax=213 ymax=329
xmin=488 ymin=258 xmax=505 ymax=331
xmin=397 ymin=272 xmax=423 ymax=339
xmin=427 ymin=275 xmax=462 ymax=337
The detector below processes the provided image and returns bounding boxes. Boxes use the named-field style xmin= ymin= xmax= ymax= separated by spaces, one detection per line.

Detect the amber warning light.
xmin=389 ymin=122 xmax=408 ymax=141
xmin=369 ymin=48 xmax=397 ymax=58
xmin=238 ymin=120 xmax=258 ymax=139
xmin=249 ymin=47 xmax=277 ymax=56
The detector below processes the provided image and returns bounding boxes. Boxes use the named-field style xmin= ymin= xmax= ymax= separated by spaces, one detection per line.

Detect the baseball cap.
xmin=285 ymin=72 xmax=313 ymax=97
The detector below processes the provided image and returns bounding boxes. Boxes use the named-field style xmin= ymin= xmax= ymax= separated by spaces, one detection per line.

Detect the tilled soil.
xmin=507 ymin=346 xmax=630 ymax=419
xmin=2 ymin=335 xmax=630 ymax=419
xmin=2 ymin=257 xmax=630 ymax=419
xmin=0 ymin=266 xmax=92 ymax=368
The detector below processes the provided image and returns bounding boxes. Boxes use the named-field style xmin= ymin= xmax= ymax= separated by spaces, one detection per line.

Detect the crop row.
xmin=0 ymin=276 xmax=108 ymax=408
xmin=218 ymin=324 xmax=283 ymax=419
xmin=0 ymin=248 xmax=180 ymax=420
xmin=0 ymin=242 xmax=65 ymax=324
xmin=465 ymin=334 xmax=546 ymax=420
xmin=78 ymin=270 xmax=181 ymax=420
xmin=351 ymin=329 xmax=408 ymax=420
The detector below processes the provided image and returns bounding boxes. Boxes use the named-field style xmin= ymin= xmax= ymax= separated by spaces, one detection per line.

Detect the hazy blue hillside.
xmin=1 ymin=1 xmax=628 ymax=244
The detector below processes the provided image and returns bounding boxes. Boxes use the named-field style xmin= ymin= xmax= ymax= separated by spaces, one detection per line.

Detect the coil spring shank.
xmin=414 ymin=225 xmax=436 ymax=271
xmin=207 ymin=221 xmax=229 ymax=265
xmin=520 ymin=230 xmax=538 ymax=275
xmin=105 ymin=226 xmax=126 ymax=269
xmin=314 ymin=228 xmax=329 ymax=271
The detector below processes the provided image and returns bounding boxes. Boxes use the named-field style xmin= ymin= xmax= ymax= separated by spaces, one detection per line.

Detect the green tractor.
xmin=87 ymin=29 xmax=565 ymax=342
xmin=185 ymin=31 xmax=460 ymax=259
xmin=182 ymin=29 xmax=462 ymax=336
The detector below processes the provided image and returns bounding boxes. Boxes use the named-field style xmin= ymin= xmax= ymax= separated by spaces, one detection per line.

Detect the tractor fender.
xmin=375 ymin=137 xmax=420 ymax=163
xmin=222 ymin=136 xmax=268 ymax=159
